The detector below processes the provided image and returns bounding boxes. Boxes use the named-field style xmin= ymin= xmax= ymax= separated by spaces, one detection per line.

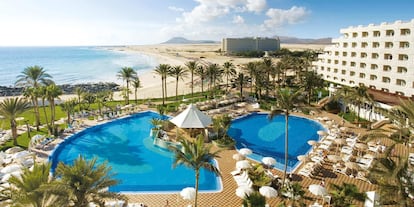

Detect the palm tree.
xmin=0 ymin=162 xmax=67 ymax=207
xmin=301 ymin=71 xmax=325 ymax=104
xmin=222 ymin=61 xmax=236 ymax=92
xmin=268 ymin=88 xmax=305 ymax=186
xmin=169 ymin=65 xmax=189 ymax=101
xmin=46 ymin=84 xmax=62 ymax=135
xmin=195 ymin=65 xmax=206 ymax=96
xmin=117 ymin=67 xmax=137 ymax=105
xmin=185 ymin=61 xmax=198 ymax=98
xmin=51 ymin=156 xmax=124 ymax=207
xmin=243 ymin=62 xmax=256 ymax=95
xmin=261 ymin=57 xmax=274 ymax=97
xmin=352 ymin=85 xmax=374 ymax=122
xmin=131 ymin=76 xmax=141 ymax=104
xmin=154 ymin=64 xmax=171 ymax=105
xmin=60 ymin=98 xmax=77 ymax=125
xmin=75 ymin=87 xmax=84 ymax=111
xmin=331 ymin=85 xmax=355 ymax=114
xmin=329 ymin=182 xmax=366 ymax=207
xmin=206 ymin=63 xmax=222 ymax=98
xmin=169 ymin=136 xmax=221 ymax=207
xmin=0 ymin=98 xmax=30 ymax=145
xmin=15 ymin=65 xmax=53 ymax=131
xmin=232 ymin=72 xmax=249 ymax=99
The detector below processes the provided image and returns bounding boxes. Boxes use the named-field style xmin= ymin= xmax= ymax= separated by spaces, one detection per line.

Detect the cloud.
xmin=168 ymin=6 xmax=184 ymax=12
xmin=232 ymin=15 xmax=245 ymax=24
xmin=246 ymin=0 xmax=266 ymax=13
xmin=263 ymin=6 xmax=309 ymax=28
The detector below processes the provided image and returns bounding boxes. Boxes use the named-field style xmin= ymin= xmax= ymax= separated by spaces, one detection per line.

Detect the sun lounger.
xmin=341 ymin=146 xmax=353 ymax=155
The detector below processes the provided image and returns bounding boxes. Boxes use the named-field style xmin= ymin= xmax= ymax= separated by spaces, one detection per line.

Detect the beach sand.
xmin=0 ymin=43 xmax=328 ymax=102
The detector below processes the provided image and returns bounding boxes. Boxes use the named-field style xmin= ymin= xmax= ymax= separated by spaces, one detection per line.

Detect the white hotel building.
xmin=313 ymin=19 xmax=414 ymax=99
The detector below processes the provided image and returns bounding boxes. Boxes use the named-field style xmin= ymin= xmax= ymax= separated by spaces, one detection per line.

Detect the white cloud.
xmin=168 ymin=6 xmax=184 ymax=12
xmin=246 ymin=0 xmax=266 ymax=13
xmin=263 ymin=6 xmax=309 ymax=28
xmin=232 ymin=15 xmax=245 ymax=24
xmin=180 ymin=3 xmax=229 ymax=24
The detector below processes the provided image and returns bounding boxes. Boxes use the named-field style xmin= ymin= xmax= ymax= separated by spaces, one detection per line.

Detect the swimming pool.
xmin=227 ymin=112 xmax=325 ymax=172
xmin=49 ymin=111 xmax=222 ymax=193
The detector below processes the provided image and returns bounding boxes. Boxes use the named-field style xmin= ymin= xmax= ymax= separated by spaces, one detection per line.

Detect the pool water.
xmin=227 ymin=113 xmax=325 ymax=172
xmin=49 ymin=111 xmax=221 ymax=193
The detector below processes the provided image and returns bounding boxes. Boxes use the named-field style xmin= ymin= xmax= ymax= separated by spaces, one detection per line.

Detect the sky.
xmin=0 ymin=0 xmax=413 ymax=46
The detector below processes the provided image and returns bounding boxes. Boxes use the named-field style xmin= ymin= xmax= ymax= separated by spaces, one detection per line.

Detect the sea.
xmin=0 ymin=46 xmax=158 ymax=87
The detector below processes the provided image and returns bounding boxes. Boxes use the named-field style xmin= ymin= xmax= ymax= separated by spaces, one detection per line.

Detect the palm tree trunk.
xmin=161 ymin=77 xmax=165 ymax=105
xmin=126 ymin=80 xmax=130 ymax=105
xmin=135 ymin=89 xmax=138 ymax=104
xmin=164 ymin=77 xmax=168 ymax=103
xmin=191 ymin=72 xmax=194 ymax=98
xmin=201 ymin=77 xmax=204 ymax=95
xmin=11 ymin=120 xmax=17 ymax=145
xmin=42 ymin=99 xmax=50 ymax=131
xmin=176 ymin=77 xmax=179 ymax=101
xmin=50 ymin=100 xmax=56 ymax=135
xmin=282 ymin=112 xmax=289 ymax=186
xmin=195 ymin=170 xmax=199 ymax=207
xmin=226 ymin=75 xmax=229 ymax=92
xmin=32 ymin=97 xmax=41 ymax=131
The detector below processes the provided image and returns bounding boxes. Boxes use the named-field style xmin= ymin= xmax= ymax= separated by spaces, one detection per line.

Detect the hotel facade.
xmin=313 ymin=19 xmax=414 ymax=98
xmin=221 ymin=37 xmax=280 ymax=54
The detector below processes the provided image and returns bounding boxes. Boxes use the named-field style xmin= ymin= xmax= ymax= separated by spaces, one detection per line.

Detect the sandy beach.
xmin=0 ymin=43 xmax=328 ymax=102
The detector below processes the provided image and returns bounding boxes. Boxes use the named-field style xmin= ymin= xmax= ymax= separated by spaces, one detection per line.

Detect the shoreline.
xmin=0 ymin=43 xmax=328 ymax=102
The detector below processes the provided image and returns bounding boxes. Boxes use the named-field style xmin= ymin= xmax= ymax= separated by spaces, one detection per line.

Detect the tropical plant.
xmin=81 ymin=92 xmax=96 ymax=110
xmin=0 ymin=162 xmax=67 ymax=207
xmin=15 ymin=65 xmax=54 ymax=131
xmin=300 ymin=71 xmax=325 ymax=104
xmin=352 ymin=85 xmax=374 ymax=122
xmin=131 ymin=76 xmax=141 ymax=104
xmin=169 ymin=65 xmax=189 ymax=101
xmin=222 ymin=61 xmax=236 ymax=92
xmin=45 ymin=84 xmax=62 ymax=135
xmin=60 ymin=98 xmax=77 ymax=125
xmin=154 ymin=64 xmax=171 ymax=105
xmin=269 ymin=88 xmax=306 ymax=186
xmin=243 ymin=62 xmax=256 ymax=95
xmin=185 ymin=61 xmax=198 ymax=98
xmin=233 ymin=72 xmax=249 ymax=98
xmin=329 ymin=182 xmax=366 ymax=207
xmin=74 ymin=87 xmax=84 ymax=111
xmin=117 ymin=67 xmax=137 ymax=105
xmin=206 ymin=63 xmax=222 ymax=98
xmin=280 ymin=182 xmax=305 ymax=206
xmin=247 ymin=163 xmax=273 ymax=190
xmin=242 ymin=191 xmax=266 ymax=207
xmin=0 ymin=97 xmax=31 ymax=144
xmin=169 ymin=135 xmax=221 ymax=207
xmin=95 ymin=90 xmax=112 ymax=116
xmin=195 ymin=65 xmax=206 ymax=95
xmin=50 ymin=156 xmax=124 ymax=207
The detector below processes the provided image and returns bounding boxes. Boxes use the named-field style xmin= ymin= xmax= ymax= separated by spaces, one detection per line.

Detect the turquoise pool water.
xmin=49 ymin=111 xmax=221 ymax=193
xmin=227 ymin=112 xmax=325 ymax=172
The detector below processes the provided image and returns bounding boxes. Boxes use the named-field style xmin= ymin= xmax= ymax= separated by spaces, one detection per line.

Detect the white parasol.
xmin=259 ymin=186 xmax=278 ymax=198
xmin=232 ymin=153 xmax=245 ymax=161
xmin=180 ymin=187 xmax=196 ymax=200
xmin=327 ymin=154 xmax=342 ymax=162
xmin=307 ymin=140 xmax=318 ymax=147
xmin=236 ymin=186 xmax=253 ymax=198
xmin=236 ymin=160 xmax=252 ymax=170
xmin=309 ymin=184 xmax=327 ymax=196
xmin=297 ymin=155 xmax=310 ymax=162
xmin=262 ymin=157 xmax=276 ymax=166
xmin=239 ymin=148 xmax=252 ymax=156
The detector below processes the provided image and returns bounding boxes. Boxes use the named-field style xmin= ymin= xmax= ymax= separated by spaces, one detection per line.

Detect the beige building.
xmin=221 ymin=37 xmax=280 ymax=54
xmin=313 ymin=19 xmax=414 ymax=98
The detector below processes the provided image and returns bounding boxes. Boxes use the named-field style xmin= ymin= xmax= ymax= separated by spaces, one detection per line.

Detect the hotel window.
xmin=352 ymin=42 xmax=357 ymax=48
xmin=359 ymin=73 xmax=365 ymax=78
xmin=360 ymin=63 xmax=366 ymax=68
xmin=341 ymin=70 xmax=346 ymax=75
xmin=351 ymin=52 xmax=357 ymax=57
xmin=383 ymin=65 xmax=391 ymax=71
xmin=349 ymin=80 xmax=355 ymax=85
xmin=352 ymin=32 xmax=358 ymax=37
xmin=371 ymin=64 xmax=378 ymax=70
xmin=344 ymin=34 xmax=349 ymax=38
xmin=343 ymin=42 xmax=348 ymax=48
xmin=320 ymin=66 xmax=324 ymax=71
xmin=385 ymin=42 xmax=393 ymax=48
xmin=372 ymin=42 xmax=380 ymax=48
xmin=373 ymin=31 xmax=380 ymax=37
xmin=382 ymin=77 xmax=391 ymax=83
xmin=361 ymin=42 xmax=368 ymax=48
xmin=381 ymin=88 xmax=390 ymax=92
xmin=359 ymin=83 xmax=365 ymax=87
xmin=399 ymin=42 xmax=409 ymax=48
xmin=334 ymin=68 xmax=338 ymax=73
xmin=333 ymin=77 xmax=338 ymax=80
xmin=342 ymin=61 xmax=346 ymax=66
xmin=397 ymin=67 xmax=408 ymax=73
xmin=350 ymin=71 xmax=355 ymax=76
xmin=399 ymin=54 xmax=408 ymax=61
xmin=362 ymin=32 xmax=368 ymax=37
xmin=370 ymin=75 xmax=377 ymax=80
xmin=396 ymin=79 xmax=406 ymax=86
xmin=371 ymin=53 xmax=379 ymax=59
xmin=384 ymin=54 xmax=393 ymax=60
xmin=334 ymin=60 xmax=339 ymax=64
xmin=327 ymin=67 xmax=331 ymax=72
xmin=327 ymin=59 xmax=331 ymax=63
xmin=350 ymin=62 xmax=356 ymax=67
xmin=335 ymin=51 xmax=339 ymax=56
xmin=341 ymin=79 xmax=346 ymax=82
xmin=361 ymin=52 xmax=367 ymax=58
xmin=386 ymin=29 xmax=395 ymax=36
xmin=327 ymin=75 xmax=331 ymax=79
xmin=396 ymin=91 xmax=405 ymax=96
xmin=342 ymin=52 xmax=347 ymax=56
xmin=400 ymin=28 xmax=410 ymax=35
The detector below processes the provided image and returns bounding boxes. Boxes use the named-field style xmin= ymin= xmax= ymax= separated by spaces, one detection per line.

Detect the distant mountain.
xmin=277 ymin=36 xmax=332 ymax=44
xmin=162 ymin=37 xmax=219 ymax=44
